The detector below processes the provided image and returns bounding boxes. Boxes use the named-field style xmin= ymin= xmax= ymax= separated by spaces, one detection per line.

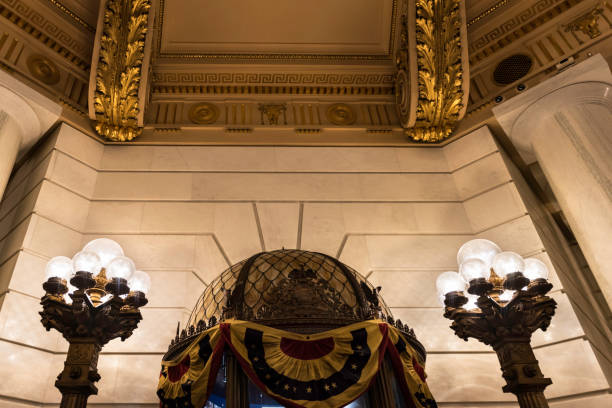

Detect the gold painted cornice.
xmin=46 ymin=0 xmax=95 ymax=32
xmin=0 ymin=2 xmax=90 ymax=70
xmin=395 ymin=0 xmax=468 ymax=143
xmin=92 ymin=0 xmax=151 ymax=141
xmin=467 ymin=0 xmax=511 ymax=27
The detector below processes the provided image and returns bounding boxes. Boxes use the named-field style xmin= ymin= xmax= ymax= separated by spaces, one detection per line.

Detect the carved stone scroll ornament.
xmin=89 ymin=0 xmax=153 ymax=141
xmin=395 ymin=0 xmax=470 ymax=142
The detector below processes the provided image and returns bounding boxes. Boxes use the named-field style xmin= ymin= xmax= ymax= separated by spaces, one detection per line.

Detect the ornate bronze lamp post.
xmin=437 ymin=239 xmax=557 ymax=408
xmin=40 ymin=238 xmax=151 ymax=408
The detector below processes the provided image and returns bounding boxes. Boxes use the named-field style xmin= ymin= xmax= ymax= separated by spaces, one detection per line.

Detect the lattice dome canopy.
xmin=166 ymin=249 xmax=424 ymax=360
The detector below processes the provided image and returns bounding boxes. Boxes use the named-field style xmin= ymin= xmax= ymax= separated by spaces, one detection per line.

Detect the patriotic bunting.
xmin=157 ymin=326 xmax=224 ymax=408
xmin=387 ymin=326 xmax=438 ymax=408
xmin=222 ymin=320 xmax=389 ymax=408
xmin=156 ymin=320 xmax=437 ymax=408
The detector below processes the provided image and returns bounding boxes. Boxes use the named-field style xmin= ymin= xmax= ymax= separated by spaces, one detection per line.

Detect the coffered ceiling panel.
xmin=160 ymin=0 xmax=395 ymax=56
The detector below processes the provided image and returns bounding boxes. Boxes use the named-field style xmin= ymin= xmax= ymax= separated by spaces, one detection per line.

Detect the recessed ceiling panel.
xmin=160 ymin=0 xmax=394 ymax=55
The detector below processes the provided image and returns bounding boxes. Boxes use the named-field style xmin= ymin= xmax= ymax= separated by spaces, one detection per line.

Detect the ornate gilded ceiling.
xmin=0 ymin=0 xmax=610 ymax=145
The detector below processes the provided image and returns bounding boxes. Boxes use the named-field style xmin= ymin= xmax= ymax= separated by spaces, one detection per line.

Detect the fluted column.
xmin=0 ymin=111 xmax=22 ymax=200
xmin=493 ymin=54 xmax=612 ymax=308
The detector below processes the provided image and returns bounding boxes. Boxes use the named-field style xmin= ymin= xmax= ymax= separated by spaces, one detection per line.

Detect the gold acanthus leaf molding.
xmin=92 ymin=0 xmax=151 ymax=141
xmin=395 ymin=0 xmax=468 ymax=143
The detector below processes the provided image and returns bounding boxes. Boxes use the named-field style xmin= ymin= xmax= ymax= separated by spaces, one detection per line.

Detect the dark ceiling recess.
xmin=493 ymin=54 xmax=533 ymax=85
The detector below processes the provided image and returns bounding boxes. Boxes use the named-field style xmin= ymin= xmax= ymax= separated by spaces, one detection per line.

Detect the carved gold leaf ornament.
xmin=396 ymin=0 xmax=467 ymax=143
xmin=93 ymin=0 xmax=151 ymax=142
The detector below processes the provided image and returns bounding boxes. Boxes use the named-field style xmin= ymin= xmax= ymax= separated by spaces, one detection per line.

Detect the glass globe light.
xmin=44 ymin=256 xmax=74 ymax=280
xmin=82 ymin=238 xmax=124 ymax=268
xmin=436 ymin=271 xmax=466 ymax=296
xmin=499 ymin=290 xmax=515 ymax=302
xmin=459 ymin=258 xmax=490 ymax=283
xmin=72 ymin=251 xmax=102 ymax=276
xmin=105 ymin=256 xmax=135 ymax=281
xmin=63 ymin=282 xmax=78 ymax=304
xmin=492 ymin=251 xmax=525 ymax=278
xmin=464 ymin=294 xmax=480 ymax=311
xmin=438 ymin=294 xmax=446 ymax=307
xmin=524 ymin=258 xmax=549 ymax=281
xmin=457 ymin=239 xmax=501 ymax=268
xmin=128 ymin=270 xmax=151 ymax=294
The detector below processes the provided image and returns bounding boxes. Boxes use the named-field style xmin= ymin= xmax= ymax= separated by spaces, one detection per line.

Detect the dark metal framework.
xmin=166 ymin=249 xmax=424 ymax=361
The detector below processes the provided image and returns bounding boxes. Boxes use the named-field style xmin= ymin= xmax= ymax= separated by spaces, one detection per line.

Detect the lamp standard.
xmin=40 ymin=238 xmax=151 ymax=408
xmin=437 ymin=239 xmax=557 ymax=408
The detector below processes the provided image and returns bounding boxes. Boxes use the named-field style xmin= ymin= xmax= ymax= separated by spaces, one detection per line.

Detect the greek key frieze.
xmin=469 ymin=0 xmax=564 ymax=52
xmin=152 ymin=72 xmax=395 ymax=86
xmin=0 ymin=0 xmax=92 ymax=59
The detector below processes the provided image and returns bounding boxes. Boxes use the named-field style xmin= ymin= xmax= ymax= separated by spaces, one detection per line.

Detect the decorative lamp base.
xmin=71 ymin=272 xmax=96 ymax=291
xmin=504 ymin=272 xmax=530 ymax=291
xmin=444 ymin=291 xmax=468 ymax=308
xmin=105 ymin=278 xmax=129 ymax=297
xmin=527 ymin=279 xmax=553 ymax=296
xmin=126 ymin=291 xmax=148 ymax=308
xmin=43 ymin=277 xmax=68 ymax=297
xmin=468 ymin=278 xmax=493 ymax=296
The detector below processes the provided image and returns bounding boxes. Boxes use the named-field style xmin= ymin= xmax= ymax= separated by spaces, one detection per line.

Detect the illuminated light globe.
xmin=464 ymin=294 xmax=480 ymax=311
xmin=40 ymin=238 xmax=147 ymax=408
xmin=45 ymin=256 xmax=74 ymax=281
xmin=457 ymin=239 xmax=501 ymax=268
xmin=436 ymin=271 xmax=466 ymax=296
xmin=524 ymin=258 xmax=549 ymax=281
xmin=105 ymin=256 xmax=135 ymax=281
xmin=499 ymin=290 xmax=515 ymax=302
xmin=128 ymin=270 xmax=151 ymax=294
xmin=441 ymin=239 xmax=557 ymax=406
xmin=64 ymin=282 xmax=78 ymax=304
xmin=459 ymin=258 xmax=490 ymax=283
xmin=72 ymin=251 xmax=102 ymax=276
xmin=83 ymin=238 xmax=124 ymax=268
xmin=491 ymin=251 xmax=525 ymax=278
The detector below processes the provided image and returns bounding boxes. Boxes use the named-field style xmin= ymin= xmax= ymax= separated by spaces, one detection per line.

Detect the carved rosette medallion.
xmin=189 ymin=103 xmax=219 ymax=124
xmin=27 ymin=55 xmax=60 ymax=85
xmin=92 ymin=0 xmax=152 ymax=141
xmin=327 ymin=103 xmax=356 ymax=126
xmin=395 ymin=0 xmax=469 ymax=143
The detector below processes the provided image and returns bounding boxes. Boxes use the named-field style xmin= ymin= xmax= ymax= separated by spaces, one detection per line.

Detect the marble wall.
xmin=0 ymin=124 xmax=609 ymax=406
